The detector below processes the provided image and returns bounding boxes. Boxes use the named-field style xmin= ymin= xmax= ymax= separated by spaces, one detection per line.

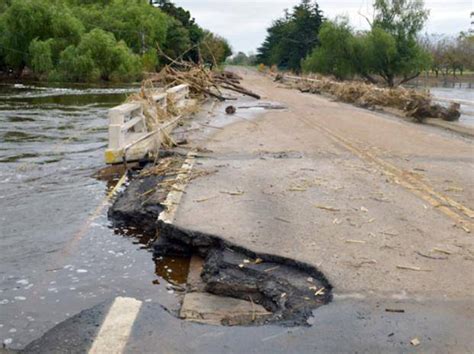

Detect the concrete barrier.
xmin=105 ymin=84 xmax=190 ymax=164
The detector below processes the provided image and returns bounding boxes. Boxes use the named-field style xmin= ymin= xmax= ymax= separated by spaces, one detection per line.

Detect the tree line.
xmin=258 ymin=0 xmax=473 ymax=87
xmin=420 ymin=32 xmax=473 ymax=77
xmin=0 ymin=0 xmax=232 ymax=82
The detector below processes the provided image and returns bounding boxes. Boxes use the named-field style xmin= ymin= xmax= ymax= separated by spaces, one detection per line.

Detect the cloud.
xmin=173 ymin=0 xmax=473 ymax=53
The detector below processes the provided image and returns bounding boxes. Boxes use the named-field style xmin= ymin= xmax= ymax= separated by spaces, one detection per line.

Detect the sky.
xmin=173 ymin=0 xmax=473 ymax=53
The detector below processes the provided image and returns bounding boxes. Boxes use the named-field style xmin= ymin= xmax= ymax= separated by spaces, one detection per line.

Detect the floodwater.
xmin=0 ymin=82 xmax=186 ymax=349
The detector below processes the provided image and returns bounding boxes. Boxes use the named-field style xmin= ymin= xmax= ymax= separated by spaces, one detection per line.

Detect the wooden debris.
xmin=220 ymin=189 xmax=245 ymax=196
xmin=385 ymin=308 xmax=405 ymax=313
xmin=410 ymin=338 xmax=421 ymax=346
xmin=148 ymin=64 xmax=260 ymax=101
xmin=292 ymin=76 xmax=460 ymax=122
xmin=315 ymin=205 xmax=340 ymax=212
xmin=345 ymin=239 xmax=367 ymax=244
xmin=263 ymin=265 xmax=280 ymax=273
xmin=288 ymin=186 xmax=308 ymax=192
xmin=314 ymin=288 xmax=325 ymax=296
xmin=274 ymin=217 xmax=291 ymax=224
xmin=432 ymin=247 xmax=452 ymax=255
xmin=194 ymin=195 xmax=218 ymax=203
xmin=396 ymin=265 xmax=432 ymax=272
xmin=445 ymin=186 xmax=463 ymax=192
xmin=415 ymin=251 xmax=447 ymax=260
xmin=351 ymin=259 xmax=377 ymax=268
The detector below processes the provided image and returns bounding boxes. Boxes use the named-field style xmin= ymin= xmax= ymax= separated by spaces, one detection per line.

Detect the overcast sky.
xmin=173 ymin=0 xmax=473 ymax=53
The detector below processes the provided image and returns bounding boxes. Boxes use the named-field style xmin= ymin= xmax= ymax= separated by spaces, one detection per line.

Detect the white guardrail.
xmin=104 ymin=84 xmax=189 ymax=164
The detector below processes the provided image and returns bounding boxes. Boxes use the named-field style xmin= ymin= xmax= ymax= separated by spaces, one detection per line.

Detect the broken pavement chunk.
xmin=180 ymin=292 xmax=271 ymax=326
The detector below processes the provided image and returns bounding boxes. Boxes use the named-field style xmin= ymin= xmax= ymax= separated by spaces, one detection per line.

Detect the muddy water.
xmin=0 ymin=83 xmax=185 ymax=349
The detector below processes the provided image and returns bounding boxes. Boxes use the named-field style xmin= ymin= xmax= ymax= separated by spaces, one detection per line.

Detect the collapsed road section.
xmin=108 ymin=154 xmax=332 ymax=326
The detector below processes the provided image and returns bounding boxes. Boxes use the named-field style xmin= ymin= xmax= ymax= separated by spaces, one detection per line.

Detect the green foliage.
xmin=302 ymin=19 xmax=355 ymax=79
xmin=369 ymin=0 xmax=431 ymax=85
xmin=56 ymin=29 xmax=141 ymax=82
xmin=155 ymin=0 xmax=204 ymax=62
xmin=28 ymin=39 xmax=53 ymax=76
xmin=258 ymin=0 xmax=324 ymax=72
xmin=0 ymin=0 xmax=231 ymax=81
xmin=100 ymin=0 xmax=168 ymax=54
xmin=302 ymin=0 xmax=432 ymax=86
xmin=56 ymin=45 xmax=99 ymax=82
xmin=200 ymin=31 xmax=232 ymax=67
xmin=162 ymin=18 xmax=192 ymax=59
xmin=0 ymin=0 xmax=84 ymax=70
xmin=373 ymin=0 xmax=429 ymax=37
xmin=142 ymin=48 xmax=159 ymax=72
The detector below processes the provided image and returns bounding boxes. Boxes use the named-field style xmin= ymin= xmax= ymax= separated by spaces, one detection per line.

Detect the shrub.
xmin=57 ymin=29 xmax=142 ymax=82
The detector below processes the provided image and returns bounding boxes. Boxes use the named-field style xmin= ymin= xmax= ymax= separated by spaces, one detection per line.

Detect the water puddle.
xmin=237 ymin=102 xmax=288 ymax=111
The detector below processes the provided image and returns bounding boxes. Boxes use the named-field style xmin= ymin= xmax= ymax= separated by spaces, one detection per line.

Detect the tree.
xmin=200 ymin=31 xmax=232 ymax=67
xmin=302 ymin=18 xmax=356 ymax=79
xmin=0 ymin=0 xmax=84 ymax=72
xmin=302 ymin=0 xmax=431 ymax=86
xmin=57 ymin=29 xmax=141 ymax=82
xmin=155 ymin=0 xmax=204 ymax=62
xmin=370 ymin=0 xmax=431 ymax=86
xmin=0 ymin=0 xmax=230 ymax=81
xmin=162 ymin=18 xmax=191 ymax=60
xmin=258 ymin=0 xmax=324 ymax=72
xmin=100 ymin=0 xmax=168 ymax=55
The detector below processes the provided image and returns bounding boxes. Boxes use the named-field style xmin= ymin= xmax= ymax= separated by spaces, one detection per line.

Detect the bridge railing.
xmin=104 ymin=84 xmax=190 ymax=164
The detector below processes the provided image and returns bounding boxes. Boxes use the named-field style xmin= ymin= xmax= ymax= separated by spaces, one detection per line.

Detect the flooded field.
xmin=0 ymin=83 xmax=184 ymax=349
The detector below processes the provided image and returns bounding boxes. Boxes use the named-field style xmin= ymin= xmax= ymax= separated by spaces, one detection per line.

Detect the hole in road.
xmin=107 ymin=158 xmax=332 ymax=327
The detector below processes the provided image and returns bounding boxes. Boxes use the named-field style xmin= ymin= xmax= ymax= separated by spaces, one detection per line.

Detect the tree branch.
xmin=397 ymin=72 xmax=420 ymax=86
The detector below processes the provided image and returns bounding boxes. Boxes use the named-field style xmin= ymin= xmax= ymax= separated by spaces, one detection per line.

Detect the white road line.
xmin=89 ymin=297 xmax=142 ymax=354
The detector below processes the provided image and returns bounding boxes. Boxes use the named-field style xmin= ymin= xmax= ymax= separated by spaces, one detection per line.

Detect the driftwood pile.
xmin=148 ymin=63 xmax=260 ymax=101
xmin=289 ymin=76 xmax=460 ymax=122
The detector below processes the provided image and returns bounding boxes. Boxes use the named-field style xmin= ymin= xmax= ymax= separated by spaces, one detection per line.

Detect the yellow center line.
xmin=297 ymin=115 xmax=473 ymax=232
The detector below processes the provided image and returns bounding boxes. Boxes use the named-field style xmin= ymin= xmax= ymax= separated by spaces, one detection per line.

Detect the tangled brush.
xmin=295 ymin=77 xmax=459 ymax=122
